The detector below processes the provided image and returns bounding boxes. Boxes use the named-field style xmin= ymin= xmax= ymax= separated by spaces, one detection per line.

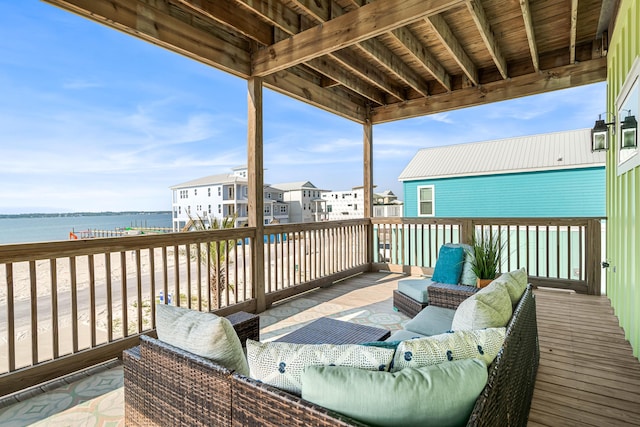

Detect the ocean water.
xmin=0 ymin=212 xmax=172 ymax=245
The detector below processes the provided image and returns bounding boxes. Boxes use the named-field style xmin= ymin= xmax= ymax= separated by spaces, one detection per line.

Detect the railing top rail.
xmin=265 ymin=218 xmax=369 ymax=233
xmin=371 ymin=217 xmax=606 ymax=226
xmin=0 ymin=228 xmax=257 ymax=263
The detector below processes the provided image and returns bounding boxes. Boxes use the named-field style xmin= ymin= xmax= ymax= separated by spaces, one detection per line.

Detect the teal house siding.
xmin=403 ymin=167 xmax=605 ymax=218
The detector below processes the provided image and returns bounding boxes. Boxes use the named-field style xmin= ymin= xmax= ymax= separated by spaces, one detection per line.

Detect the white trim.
xmin=417 ymin=185 xmax=435 ymax=217
xmin=617 ymin=56 xmax=640 ymax=175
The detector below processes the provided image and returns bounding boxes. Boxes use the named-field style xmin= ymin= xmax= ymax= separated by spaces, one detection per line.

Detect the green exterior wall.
xmin=606 ymin=0 xmax=640 ymax=358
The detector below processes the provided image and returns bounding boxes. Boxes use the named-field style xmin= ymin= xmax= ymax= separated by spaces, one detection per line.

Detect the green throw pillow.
xmin=492 ymin=268 xmax=528 ymax=304
xmin=302 ymin=359 xmax=488 ymax=427
xmin=431 ymin=245 xmax=465 ymax=285
xmin=451 ymin=282 xmax=512 ymax=330
xmin=155 ymin=304 xmax=249 ymax=376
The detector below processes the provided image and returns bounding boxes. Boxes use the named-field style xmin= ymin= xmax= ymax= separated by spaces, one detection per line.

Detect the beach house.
xmin=321 ymin=187 xmax=404 ymax=220
xmin=171 ymin=166 xmax=290 ymax=230
xmin=399 ymin=129 xmax=606 ymax=218
xmin=270 ymin=181 xmax=328 ymax=223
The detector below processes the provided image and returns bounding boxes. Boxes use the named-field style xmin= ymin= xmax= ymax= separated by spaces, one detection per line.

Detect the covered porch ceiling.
xmin=44 ymin=0 xmax=616 ymax=125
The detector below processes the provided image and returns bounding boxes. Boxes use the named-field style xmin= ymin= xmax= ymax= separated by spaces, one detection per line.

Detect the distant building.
xmin=399 ymin=129 xmax=606 ymax=218
xmin=271 ymin=181 xmax=329 ymax=223
xmin=170 ymin=166 xmax=289 ymax=230
xmin=321 ymin=187 xmax=403 ymax=220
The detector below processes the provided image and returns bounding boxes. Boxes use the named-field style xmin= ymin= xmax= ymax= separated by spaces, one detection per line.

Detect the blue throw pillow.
xmin=431 ymin=245 xmax=465 ymax=285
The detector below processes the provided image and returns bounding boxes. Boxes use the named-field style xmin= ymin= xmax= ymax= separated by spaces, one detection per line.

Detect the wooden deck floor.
xmin=529 ymin=288 xmax=640 ymax=426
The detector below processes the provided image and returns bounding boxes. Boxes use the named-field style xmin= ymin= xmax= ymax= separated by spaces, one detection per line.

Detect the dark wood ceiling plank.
xmin=465 ymin=0 xmax=508 ymax=79
xmin=251 ymin=0 xmax=463 ymax=76
xmin=519 ymin=0 xmax=539 ymax=72
xmin=371 ymin=57 xmax=606 ymax=123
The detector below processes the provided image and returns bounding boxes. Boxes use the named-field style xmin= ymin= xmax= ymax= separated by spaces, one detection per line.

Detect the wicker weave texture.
xmin=428 ymin=282 xmax=479 ymax=309
xmin=392 ymin=289 xmax=428 ymax=318
xmin=467 ymin=285 xmax=539 ymax=427
xmin=232 ymin=375 xmax=369 ymax=426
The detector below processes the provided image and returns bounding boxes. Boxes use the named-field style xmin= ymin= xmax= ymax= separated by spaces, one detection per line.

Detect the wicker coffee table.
xmin=275 ymin=317 xmax=390 ymax=344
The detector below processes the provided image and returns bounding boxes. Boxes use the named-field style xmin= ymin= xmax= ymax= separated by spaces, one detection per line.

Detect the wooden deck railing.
xmin=371 ymin=217 xmax=604 ymax=295
xmin=0 ymin=217 xmax=603 ymax=397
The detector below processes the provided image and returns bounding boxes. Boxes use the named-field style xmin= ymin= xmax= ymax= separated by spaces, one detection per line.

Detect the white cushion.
xmin=246 ymin=339 xmax=394 ymax=395
xmin=392 ymin=328 xmax=506 ymax=371
xmin=451 ymin=283 xmax=512 ymax=330
xmin=155 ymin=304 xmax=249 ymax=376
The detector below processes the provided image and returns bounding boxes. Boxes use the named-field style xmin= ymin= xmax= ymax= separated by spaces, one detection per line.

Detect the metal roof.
xmin=170 ymin=173 xmax=246 ymax=189
xmin=398 ymin=128 xmax=606 ymax=181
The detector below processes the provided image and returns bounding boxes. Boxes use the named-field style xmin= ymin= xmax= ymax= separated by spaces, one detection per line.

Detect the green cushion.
xmin=404 ymin=305 xmax=455 ymax=336
xmin=445 ymin=243 xmax=477 ymax=286
xmin=301 ymin=359 xmax=488 ymax=427
xmin=451 ymin=282 xmax=512 ymax=330
xmin=391 ymin=328 xmax=506 ymax=371
xmin=431 ymin=245 xmax=465 ymax=285
xmin=397 ymin=278 xmax=433 ymax=303
xmin=491 ymin=268 xmax=528 ymax=304
xmin=155 ymin=304 xmax=249 ymax=376
xmin=245 ymin=340 xmax=394 ymax=395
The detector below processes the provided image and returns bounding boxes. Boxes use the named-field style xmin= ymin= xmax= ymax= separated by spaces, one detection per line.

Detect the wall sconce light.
xmin=620 ymin=112 xmax=638 ymax=150
xmin=591 ymin=113 xmax=614 ymax=152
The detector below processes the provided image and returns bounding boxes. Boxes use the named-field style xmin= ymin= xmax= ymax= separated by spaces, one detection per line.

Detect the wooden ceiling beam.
xmin=174 ymin=0 xmax=273 ymax=45
xmin=426 ymin=14 xmax=478 ymax=85
xmin=570 ymin=0 xmax=578 ymax=64
xmin=519 ymin=0 xmax=539 ymax=72
xmin=251 ymin=0 xmax=463 ymax=76
xmin=239 ymin=0 xmax=399 ymax=103
xmin=44 ymin=0 xmax=251 ymax=77
xmin=263 ymin=69 xmax=367 ymax=123
xmin=371 ymin=57 xmax=607 ymax=123
xmin=390 ymin=26 xmax=451 ymax=92
xmin=465 ymin=0 xmax=508 ymax=79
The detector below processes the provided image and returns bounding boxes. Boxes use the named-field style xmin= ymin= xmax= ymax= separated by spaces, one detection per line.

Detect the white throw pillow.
xmin=246 ymin=339 xmax=394 ymax=395
xmin=451 ymin=283 xmax=512 ymax=330
xmin=392 ymin=328 xmax=506 ymax=371
xmin=155 ymin=304 xmax=249 ymax=376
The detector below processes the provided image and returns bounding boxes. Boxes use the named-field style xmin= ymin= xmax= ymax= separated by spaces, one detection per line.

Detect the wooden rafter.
xmin=519 ymin=0 xmax=539 ymax=72
xmin=371 ymin=58 xmax=606 ymax=123
xmin=175 ymin=0 xmax=273 ymax=45
xmin=465 ymin=0 xmax=508 ymax=79
xmin=426 ymin=14 xmax=478 ymax=85
xmin=251 ymin=0 xmax=463 ymax=76
xmin=570 ymin=0 xmax=579 ymax=64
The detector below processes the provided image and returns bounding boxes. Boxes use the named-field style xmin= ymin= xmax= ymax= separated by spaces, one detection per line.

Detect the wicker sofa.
xmin=124 ymin=285 xmax=539 ymax=426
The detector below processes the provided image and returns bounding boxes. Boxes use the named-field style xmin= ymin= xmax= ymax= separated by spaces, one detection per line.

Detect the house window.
xmin=264 ymin=206 xmax=271 ymax=214
xmin=418 ymin=185 xmax=435 ymax=216
xmin=208 ymin=205 xmax=211 ymax=214
xmin=327 ymin=205 xmax=333 ymax=213
xmin=354 ymin=204 xmax=357 ymax=210
xmin=218 ymin=204 xmax=221 ymax=214
xmin=208 ymin=188 xmax=211 ymax=197
xmin=267 ymin=192 xmax=271 ymax=199
xmin=228 ymin=187 xmax=234 ymax=199
xmin=218 ymin=187 xmax=221 ymax=196
xmin=617 ymin=56 xmax=640 ymax=175
xmin=280 ymin=206 xmax=287 ymax=213
xmin=194 ymin=189 xmax=197 ymax=196
xmin=278 ymin=193 xmax=282 ymax=200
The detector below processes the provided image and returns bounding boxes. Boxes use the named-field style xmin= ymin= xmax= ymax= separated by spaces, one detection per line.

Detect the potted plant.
xmin=468 ymin=231 xmax=502 ymax=288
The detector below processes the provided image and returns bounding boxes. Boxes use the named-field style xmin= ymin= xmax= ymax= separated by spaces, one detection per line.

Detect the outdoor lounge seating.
xmin=393 ymin=243 xmax=479 ymax=317
xmin=123 ymin=267 xmax=538 ymax=426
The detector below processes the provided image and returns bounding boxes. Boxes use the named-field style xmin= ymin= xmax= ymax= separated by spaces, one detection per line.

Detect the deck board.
xmin=530 ymin=288 xmax=640 ymax=426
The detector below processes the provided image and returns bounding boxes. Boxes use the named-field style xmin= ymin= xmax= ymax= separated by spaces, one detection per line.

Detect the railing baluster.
xmin=89 ymin=254 xmax=96 ymax=347
xmin=29 ymin=260 xmax=37 ymax=364
xmin=135 ymin=249 xmax=142 ymax=333
xmin=120 ymin=252 xmax=127 ymax=338
xmin=186 ymin=245 xmax=192 ymax=309
xmin=70 ymin=256 xmax=79 ymax=351
xmin=105 ymin=253 xmax=113 ymax=342
xmin=150 ymin=248 xmax=156 ymax=326
xmin=50 ymin=259 xmax=59 ymax=359
xmin=173 ymin=245 xmax=179 ymax=308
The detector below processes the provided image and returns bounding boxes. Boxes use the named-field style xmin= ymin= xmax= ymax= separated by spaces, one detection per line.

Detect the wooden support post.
xmin=586 ymin=219 xmax=602 ymax=296
xmin=363 ymin=118 xmax=374 ymax=266
xmin=461 ymin=219 xmax=474 ymax=245
xmin=248 ymin=77 xmax=266 ymax=312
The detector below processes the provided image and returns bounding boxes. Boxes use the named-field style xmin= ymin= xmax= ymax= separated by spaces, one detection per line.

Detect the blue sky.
xmin=0 ymin=1 xmax=606 ymax=214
